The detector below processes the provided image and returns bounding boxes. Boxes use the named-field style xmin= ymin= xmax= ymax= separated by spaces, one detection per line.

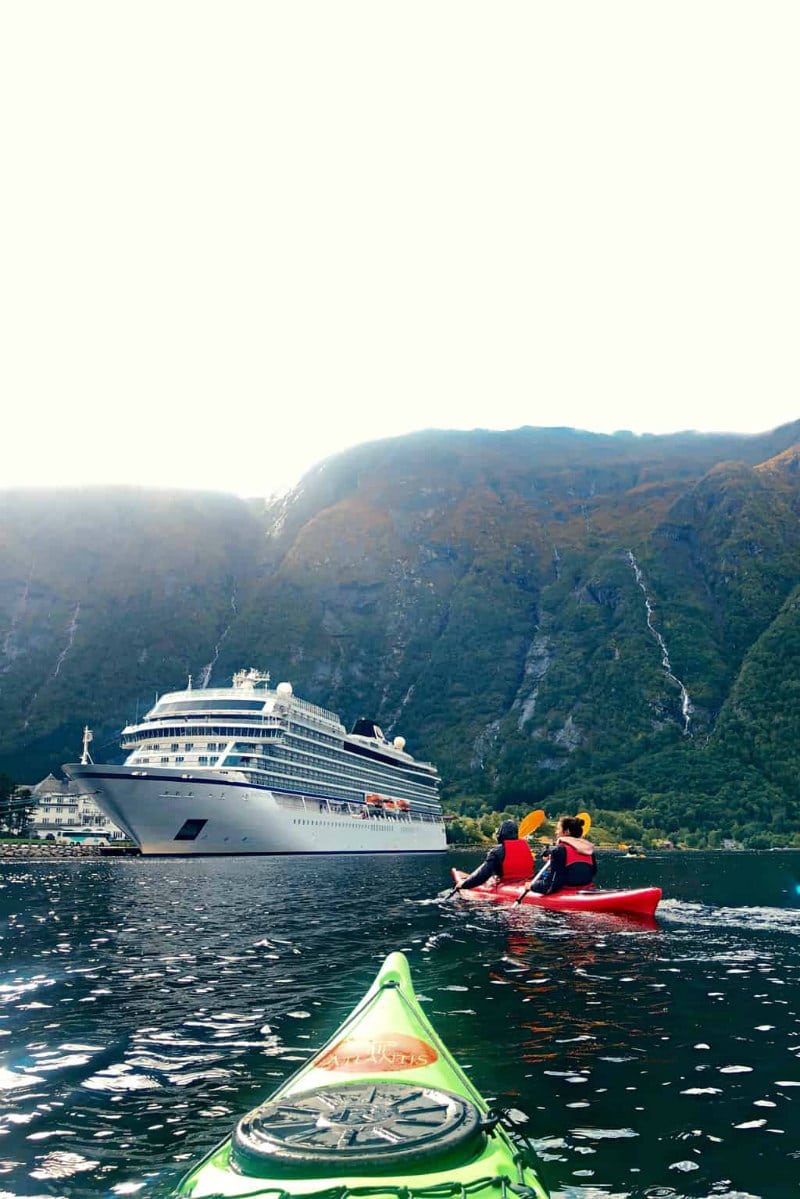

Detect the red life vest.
xmin=500 ymin=838 xmax=534 ymax=881
xmin=561 ymin=840 xmax=593 ymax=868
xmin=558 ymin=838 xmax=596 ymax=886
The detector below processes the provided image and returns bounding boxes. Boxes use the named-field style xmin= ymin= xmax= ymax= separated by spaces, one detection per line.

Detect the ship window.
xmin=174 ymin=818 xmax=208 ymax=841
xmin=198 ymin=756 xmax=208 ymax=765
xmin=157 ymin=699 xmax=267 ymax=715
xmin=175 ymin=755 xmax=185 ymax=763
xmin=171 ymin=743 xmax=179 ymax=752
xmin=161 ymin=756 xmax=169 ymax=764
xmin=184 ymin=742 xmax=193 ymax=750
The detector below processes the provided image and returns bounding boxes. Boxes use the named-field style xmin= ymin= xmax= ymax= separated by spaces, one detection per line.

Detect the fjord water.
xmin=1 ymin=852 xmax=799 ymax=1199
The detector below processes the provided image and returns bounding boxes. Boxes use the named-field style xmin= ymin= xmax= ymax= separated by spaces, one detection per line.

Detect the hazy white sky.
xmin=2 ymin=2 xmax=798 ymax=498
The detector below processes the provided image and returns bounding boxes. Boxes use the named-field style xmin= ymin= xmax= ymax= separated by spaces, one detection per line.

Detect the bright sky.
xmin=2 ymin=3 xmax=798 ymax=499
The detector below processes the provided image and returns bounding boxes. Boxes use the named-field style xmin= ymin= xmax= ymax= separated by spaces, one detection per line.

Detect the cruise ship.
xmin=63 ymin=669 xmax=446 ymax=855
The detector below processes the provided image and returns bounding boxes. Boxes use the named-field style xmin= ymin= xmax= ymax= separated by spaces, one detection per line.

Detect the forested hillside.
xmin=2 ymin=422 xmax=800 ymax=847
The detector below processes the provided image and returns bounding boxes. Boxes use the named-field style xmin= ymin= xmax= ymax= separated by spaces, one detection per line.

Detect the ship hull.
xmin=63 ymin=765 xmax=447 ymax=855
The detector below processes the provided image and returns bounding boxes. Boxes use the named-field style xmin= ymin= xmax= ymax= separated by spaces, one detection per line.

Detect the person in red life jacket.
xmin=530 ymin=815 xmax=596 ymax=894
xmin=453 ymin=819 xmax=535 ymax=890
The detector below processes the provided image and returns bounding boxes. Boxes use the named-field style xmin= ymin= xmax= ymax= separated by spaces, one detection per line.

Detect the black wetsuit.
xmin=458 ymin=844 xmax=508 ymax=889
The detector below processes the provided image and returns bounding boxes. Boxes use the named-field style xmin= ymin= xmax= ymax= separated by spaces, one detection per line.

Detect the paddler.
xmin=529 ymin=814 xmax=597 ymax=894
xmin=453 ymin=819 xmax=534 ymax=891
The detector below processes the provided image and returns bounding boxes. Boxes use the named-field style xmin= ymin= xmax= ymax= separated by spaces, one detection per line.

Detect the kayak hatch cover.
xmin=174 ymin=950 xmax=550 ymax=1199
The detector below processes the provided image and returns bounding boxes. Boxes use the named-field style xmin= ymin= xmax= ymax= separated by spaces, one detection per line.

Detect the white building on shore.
xmin=27 ymin=774 xmax=127 ymax=843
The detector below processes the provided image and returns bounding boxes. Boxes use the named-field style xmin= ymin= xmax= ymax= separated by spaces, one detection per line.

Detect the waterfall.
xmin=510 ymin=624 xmax=553 ymax=730
xmin=1 ymin=570 xmax=34 ymax=676
xmin=22 ymin=601 xmax=82 ymax=729
xmin=627 ymin=551 xmax=693 ymax=735
xmin=53 ymin=603 xmax=81 ymax=679
xmin=199 ymin=583 xmax=239 ymax=688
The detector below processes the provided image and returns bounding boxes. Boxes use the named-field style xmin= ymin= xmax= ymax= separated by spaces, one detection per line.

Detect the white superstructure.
xmin=64 ymin=669 xmax=446 ymax=855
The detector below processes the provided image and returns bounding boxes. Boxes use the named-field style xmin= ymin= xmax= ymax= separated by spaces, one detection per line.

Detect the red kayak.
xmin=450 ymin=868 xmax=661 ymax=916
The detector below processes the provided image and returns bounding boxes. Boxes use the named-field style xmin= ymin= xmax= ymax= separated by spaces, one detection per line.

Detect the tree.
xmin=445 ymin=816 xmax=490 ymax=845
xmin=0 ymin=779 xmax=35 ymax=837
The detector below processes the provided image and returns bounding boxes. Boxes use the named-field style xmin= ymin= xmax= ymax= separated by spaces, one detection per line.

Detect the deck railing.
xmin=271 ymin=792 xmax=443 ymax=823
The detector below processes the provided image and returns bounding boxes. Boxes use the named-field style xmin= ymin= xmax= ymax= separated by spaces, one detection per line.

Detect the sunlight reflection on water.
xmin=0 ymin=852 xmax=798 ymax=1199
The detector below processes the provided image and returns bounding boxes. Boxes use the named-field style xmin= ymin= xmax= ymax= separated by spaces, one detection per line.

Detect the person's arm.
xmin=457 ymin=845 xmax=503 ymax=889
xmin=541 ymin=844 xmax=566 ymax=893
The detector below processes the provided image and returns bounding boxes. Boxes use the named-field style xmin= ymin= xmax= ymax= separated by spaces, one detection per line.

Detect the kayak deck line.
xmin=185 ymin=1174 xmax=540 ymax=1199
xmin=175 ymin=952 xmax=550 ymax=1199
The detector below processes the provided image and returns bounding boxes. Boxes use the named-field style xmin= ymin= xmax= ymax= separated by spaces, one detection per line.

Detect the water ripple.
xmin=1 ymin=854 xmax=799 ymax=1199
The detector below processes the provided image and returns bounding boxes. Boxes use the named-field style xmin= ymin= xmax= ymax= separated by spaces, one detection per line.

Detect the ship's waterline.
xmin=64 ymin=668 xmax=446 ymax=855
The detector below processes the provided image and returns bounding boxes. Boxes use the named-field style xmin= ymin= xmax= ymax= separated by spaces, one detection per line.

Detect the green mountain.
xmin=2 ymin=422 xmax=800 ymax=847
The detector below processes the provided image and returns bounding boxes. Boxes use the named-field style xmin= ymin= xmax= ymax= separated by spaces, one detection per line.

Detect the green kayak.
xmin=175 ymin=951 xmax=549 ymax=1199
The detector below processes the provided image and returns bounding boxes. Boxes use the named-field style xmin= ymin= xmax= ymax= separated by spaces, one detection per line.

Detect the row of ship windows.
xmin=238 ymin=749 xmax=429 ymax=787
xmin=130 ymin=757 xmax=438 ymax=805
xmin=139 ymin=742 xmax=226 ymax=752
xmin=133 ymin=750 xmax=433 ymax=795
xmin=288 ymin=728 xmax=340 ymax=747
xmin=134 ymin=725 xmax=340 ymax=748
xmin=256 ymin=777 xmax=438 ymax=812
xmin=130 ymin=734 xmax=430 ymax=785
xmin=133 ymin=741 xmax=407 ymax=773
xmin=148 ymin=713 xmax=340 ymax=734
xmin=133 ymin=743 xmax=431 ymax=781
xmin=130 ymin=726 xmax=282 ymax=741
xmin=134 ymin=750 xmax=224 ymax=761
xmin=292 ymin=818 xmax=399 ymax=828
xmin=236 ymin=763 xmax=434 ymax=799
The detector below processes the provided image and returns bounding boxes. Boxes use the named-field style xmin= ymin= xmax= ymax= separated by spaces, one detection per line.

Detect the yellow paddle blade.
xmin=576 ymin=810 xmax=592 ymax=836
xmin=618 ymin=842 xmax=629 ymax=851
xmin=518 ymin=808 xmax=546 ymax=838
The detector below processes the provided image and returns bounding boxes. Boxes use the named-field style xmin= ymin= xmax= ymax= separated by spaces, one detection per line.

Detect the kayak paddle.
xmin=518 ymin=808 xmax=546 ymax=838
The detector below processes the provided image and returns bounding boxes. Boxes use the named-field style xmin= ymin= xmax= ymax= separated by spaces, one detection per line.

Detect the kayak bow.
xmin=451 ymin=869 xmax=661 ymax=916
xmin=175 ymin=951 xmax=549 ymax=1199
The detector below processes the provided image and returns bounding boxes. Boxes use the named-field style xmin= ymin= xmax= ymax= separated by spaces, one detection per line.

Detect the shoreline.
xmin=0 ymin=841 xmax=139 ymax=860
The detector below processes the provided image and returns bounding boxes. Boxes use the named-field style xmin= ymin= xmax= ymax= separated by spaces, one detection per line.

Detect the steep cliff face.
xmin=0 ymin=488 xmax=264 ymax=774
xmin=2 ymin=422 xmax=800 ymax=842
